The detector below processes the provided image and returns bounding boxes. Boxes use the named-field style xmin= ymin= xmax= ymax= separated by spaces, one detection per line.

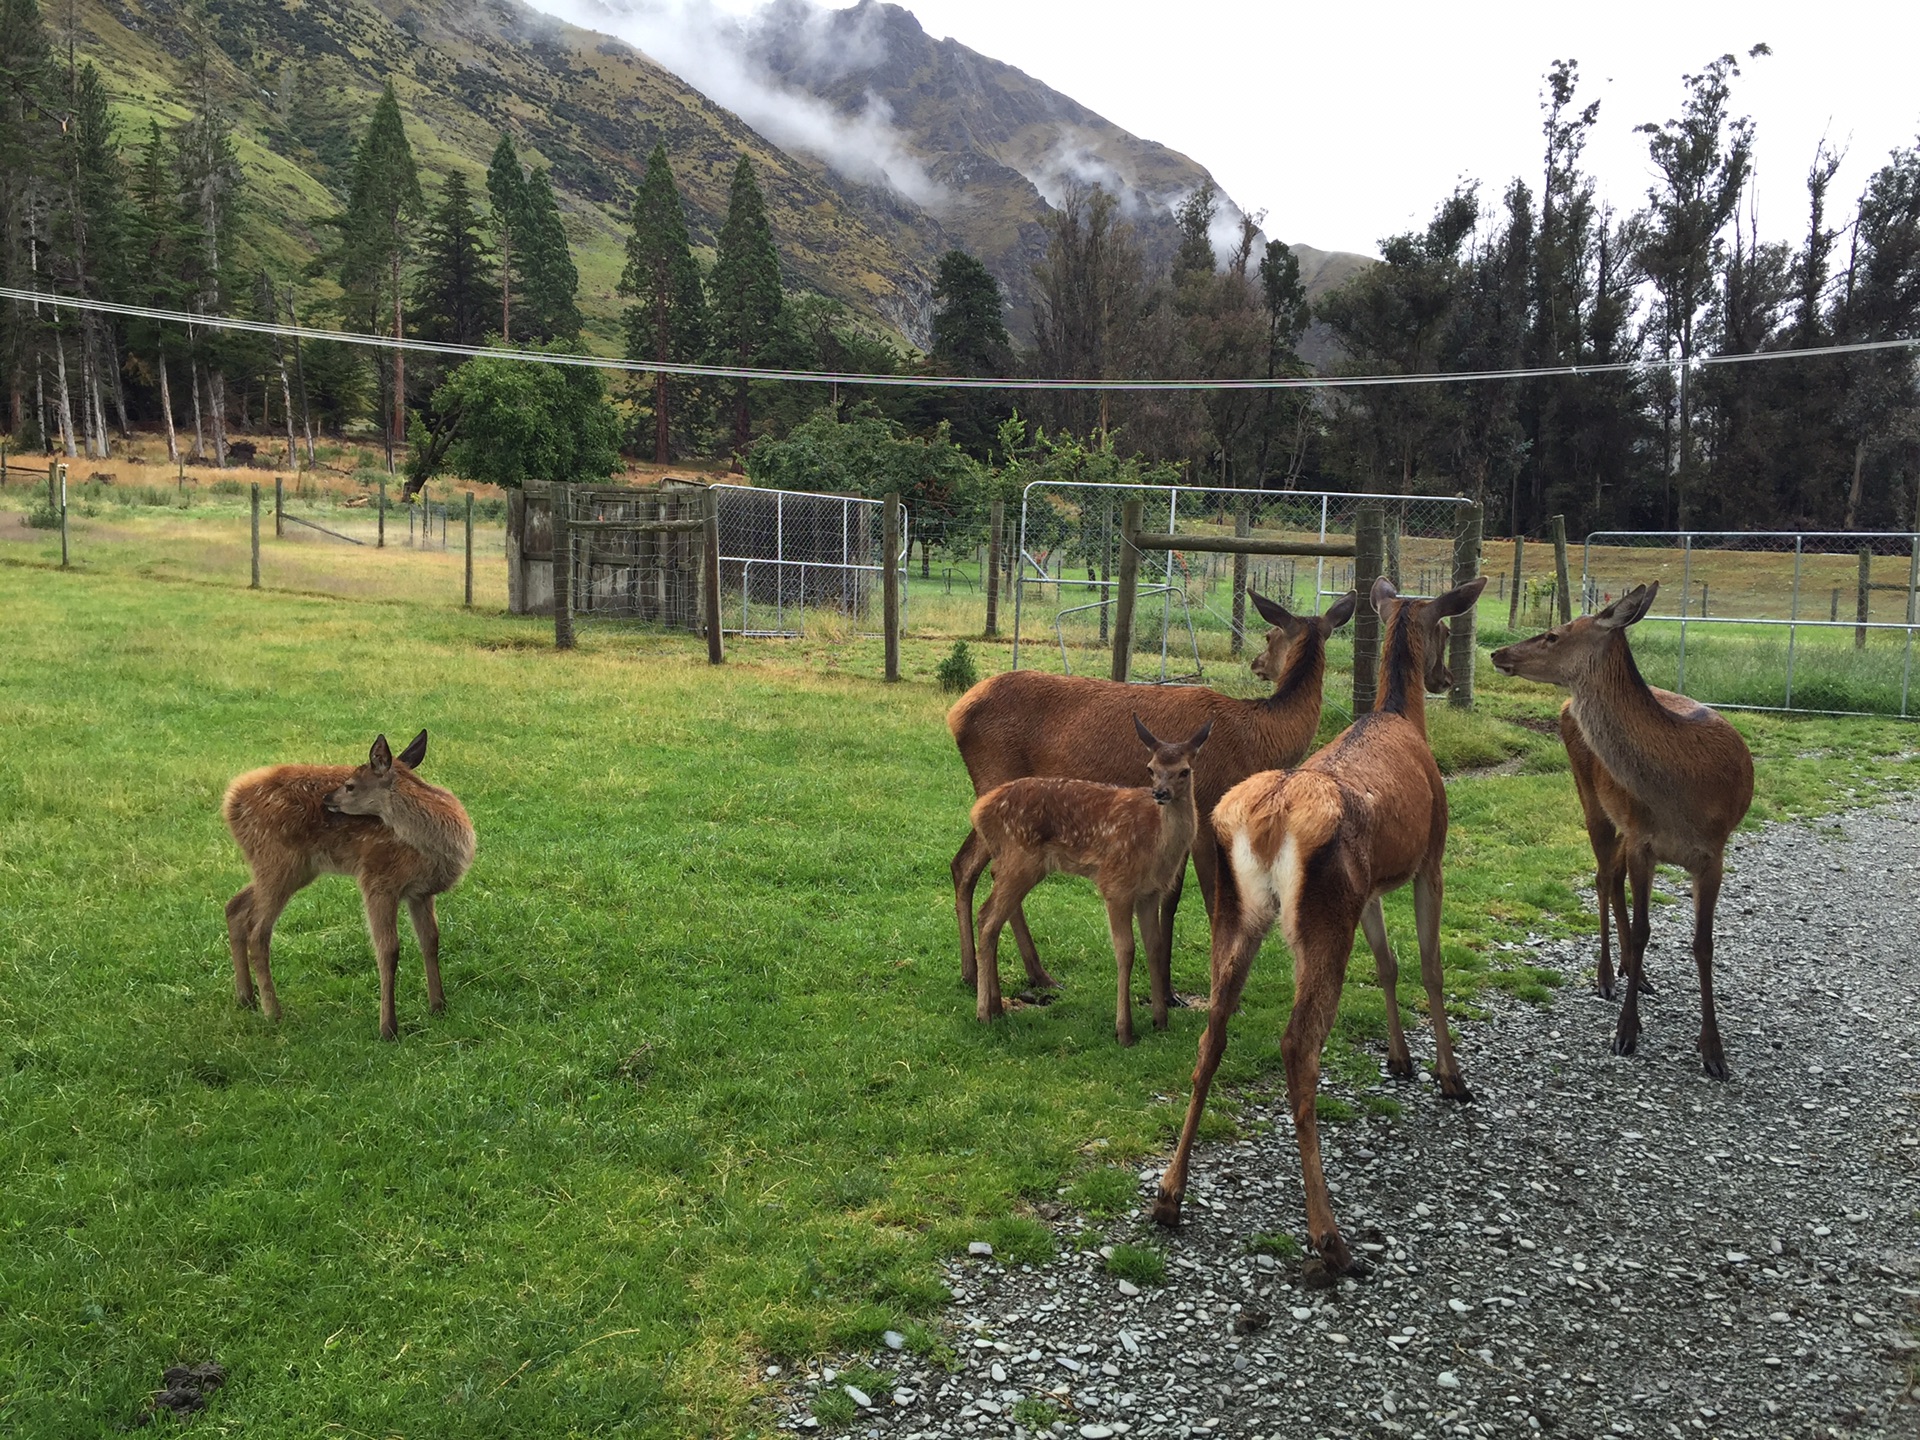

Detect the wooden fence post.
xmin=1450 ymin=501 xmax=1483 ymax=709
xmin=250 ymin=482 xmax=261 ymax=589
xmin=553 ymin=481 xmax=574 ymax=650
xmin=48 ymin=458 xmax=57 ymax=510
xmin=57 ymin=463 xmax=68 ymax=569
xmin=1551 ymin=514 xmax=1572 ymax=623
xmin=1230 ymin=504 xmax=1251 ymax=654
xmin=377 ymin=477 xmax=386 ymax=549
xmin=464 ymin=493 xmax=475 ymax=608
xmin=1352 ymin=503 xmax=1385 ymax=713
xmin=1507 ymin=534 xmax=1525 ymax=630
xmin=704 ymin=486 xmax=724 ymax=665
xmin=985 ymin=498 xmax=1002 ymax=638
xmin=1908 ymin=484 xmax=1920 ymax=625
xmin=1110 ymin=498 xmax=1144 ymax=681
xmin=883 ymin=491 xmax=901 ymax=682
xmin=1 ymin=438 xmax=8 ymax=486
xmin=274 ymin=475 xmax=284 ymax=538
xmin=1857 ymin=546 xmax=1871 ymax=651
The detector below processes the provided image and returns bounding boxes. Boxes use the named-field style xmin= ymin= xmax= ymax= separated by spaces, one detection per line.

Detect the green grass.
xmin=0 ymin=515 xmax=1913 ymax=1436
xmin=1103 ymin=1244 xmax=1167 ymax=1288
xmin=1246 ymin=1231 xmax=1304 ymax=1261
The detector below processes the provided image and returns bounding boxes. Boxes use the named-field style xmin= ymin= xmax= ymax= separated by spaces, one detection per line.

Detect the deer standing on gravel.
xmin=1491 ymin=583 xmax=1754 ymax=1078
xmin=971 ymin=718 xmax=1212 ymax=1044
xmin=947 ymin=590 xmax=1357 ymax=1019
xmin=1152 ymin=576 xmax=1487 ymax=1274
xmin=224 ymin=731 xmax=476 ymax=1040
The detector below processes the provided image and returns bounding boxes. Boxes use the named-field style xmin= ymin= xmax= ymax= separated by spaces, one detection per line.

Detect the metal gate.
xmin=710 ymin=484 xmax=909 ymax=638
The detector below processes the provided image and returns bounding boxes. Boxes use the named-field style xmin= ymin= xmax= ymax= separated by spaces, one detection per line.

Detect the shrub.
xmin=935 ymin=640 xmax=979 ymax=694
xmin=1104 ymin=1242 xmax=1167 ymax=1287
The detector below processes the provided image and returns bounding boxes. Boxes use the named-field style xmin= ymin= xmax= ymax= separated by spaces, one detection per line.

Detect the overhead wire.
xmin=4 ymin=285 xmax=1918 ymax=393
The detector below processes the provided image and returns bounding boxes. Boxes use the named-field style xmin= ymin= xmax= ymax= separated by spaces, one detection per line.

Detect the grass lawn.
xmin=0 ymin=505 xmax=1913 ymax=1436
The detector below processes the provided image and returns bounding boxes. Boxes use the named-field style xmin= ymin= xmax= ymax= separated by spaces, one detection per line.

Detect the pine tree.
xmin=339 ymin=80 xmax=421 ymax=463
xmin=412 ymin=169 xmax=497 ymax=347
xmin=619 ymin=143 xmax=707 ymax=462
xmin=485 ymin=134 xmax=526 ymax=342
xmin=0 ymin=0 xmax=54 ymax=444
xmin=926 ymin=248 xmax=1010 ymax=460
xmin=1172 ymin=178 xmax=1218 ymax=289
xmin=708 ymin=155 xmax=783 ymax=461
xmin=175 ymin=0 xmax=243 ymax=464
xmin=126 ymin=119 xmax=193 ymax=461
xmin=516 ymin=166 xmax=580 ymax=343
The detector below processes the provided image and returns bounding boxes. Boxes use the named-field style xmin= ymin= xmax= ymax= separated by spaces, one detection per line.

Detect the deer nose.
xmin=1152 ymin=787 xmax=1172 ymax=804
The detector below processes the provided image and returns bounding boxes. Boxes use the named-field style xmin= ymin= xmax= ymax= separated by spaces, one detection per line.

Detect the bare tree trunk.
xmin=77 ymin=329 xmax=99 ymax=457
xmin=1845 ymin=437 xmax=1866 ymax=531
xmin=278 ymin=351 xmax=297 ymax=467
xmin=53 ymin=331 xmax=77 ymax=458
xmin=35 ymin=350 xmax=48 ymax=452
xmin=158 ymin=352 xmax=179 ymax=464
xmin=208 ymin=367 xmax=229 ymax=467
xmin=392 ymin=255 xmax=406 ymax=465
xmin=284 ymin=287 xmax=314 ymax=464
xmin=104 ymin=325 xmax=130 ymax=438
xmin=190 ymin=358 xmax=206 ymax=460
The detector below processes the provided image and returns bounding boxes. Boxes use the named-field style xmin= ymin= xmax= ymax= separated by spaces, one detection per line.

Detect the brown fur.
xmin=970 ymin=720 xmax=1211 ymax=1044
xmin=1492 ymin=583 xmax=1754 ymax=1077
xmin=1151 ymin=575 xmax=1488 ymax=1274
xmin=223 ymin=731 xmax=476 ymax=1040
xmin=946 ymin=590 xmax=1356 ymax=1003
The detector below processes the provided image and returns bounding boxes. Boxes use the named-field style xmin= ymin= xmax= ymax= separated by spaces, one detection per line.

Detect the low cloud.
xmin=536 ymin=0 xmax=948 ymax=209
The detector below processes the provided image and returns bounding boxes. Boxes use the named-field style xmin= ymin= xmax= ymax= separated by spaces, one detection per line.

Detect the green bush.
xmin=935 ymin=640 xmax=979 ymax=694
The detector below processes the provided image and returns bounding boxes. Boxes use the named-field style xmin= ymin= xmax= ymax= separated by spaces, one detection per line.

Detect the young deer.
xmin=223 ymin=731 xmax=477 ymax=1040
xmin=1152 ymin=575 xmax=1487 ymax=1274
xmin=970 ymin=718 xmax=1212 ymax=1044
xmin=1492 ymin=583 xmax=1754 ymax=1077
xmin=948 ymin=590 xmax=1356 ymax=1012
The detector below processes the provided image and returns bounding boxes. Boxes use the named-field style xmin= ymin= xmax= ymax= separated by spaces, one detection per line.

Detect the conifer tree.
xmin=619 ymin=143 xmax=707 ymax=462
xmin=708 ymin=154 xmax=783 ymax=461
xmin=485 ymin=134 xmax=526 ymax=342
xmin=926 ymin=248 xmax=1011 ymax=460
xmin=412 ymin=169 xmax=497 ymax=347
xmin=339 ymin=80 xmax=421 ymax=463
xmin=0 ymin=0 xmax=54 ymax=444
xmin=516 ymin=165 xmax=580 ymax=343
xmin=174 ymin=3 xmax=244 ymax=464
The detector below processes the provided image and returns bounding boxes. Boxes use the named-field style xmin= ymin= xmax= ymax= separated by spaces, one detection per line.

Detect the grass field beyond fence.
xmin=0 ymin=503 xmax=1915 ymax=1436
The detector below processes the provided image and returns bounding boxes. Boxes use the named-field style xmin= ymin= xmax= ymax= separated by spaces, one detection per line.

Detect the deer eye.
xmin=1544 ymin=633 xmax=1559 ymax=645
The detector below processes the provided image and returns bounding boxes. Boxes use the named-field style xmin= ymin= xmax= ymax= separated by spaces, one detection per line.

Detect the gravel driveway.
xmin=775 ymin=801 xmax=1920 ymax=1440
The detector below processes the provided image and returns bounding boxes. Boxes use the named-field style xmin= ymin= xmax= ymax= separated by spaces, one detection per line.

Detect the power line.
xmin=4 ymin=285 xmax=1917 ymax=392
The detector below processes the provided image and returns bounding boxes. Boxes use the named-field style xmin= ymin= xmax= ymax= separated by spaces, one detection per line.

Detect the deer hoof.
xmin=1610 ymin=1028 xmax=1639 ymax=1057
xmin=1596 ymin=975 xmax=1617 ymax=1001
xmin=1149 ymin=1191 xmax=1184 ymax=1229
xmin=1386 ymin=1055 xmax=1416 ymax=1082
xmin=1437 ymin=1073 xmax=1474 ymax=1104
xmin=1117 ymin=1029 xmax=1136 ymax=1048
xmin=1700 ymin=1049 xmax=1731 ymax=1082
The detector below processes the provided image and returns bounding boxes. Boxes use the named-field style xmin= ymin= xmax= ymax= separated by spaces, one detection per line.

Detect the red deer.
xmin=971 ymin=718 xmax=1212 ymax=1043
xmin=1491 ymin=582 xmax=1754 ymax=1077
xmin=223 ymin=731 xmax=476 ymax=1040
xmin=947 ymin=590 xmax=1357 ymax=1020
xmin=1151 ymin=575 xmax=1488 ymax=1275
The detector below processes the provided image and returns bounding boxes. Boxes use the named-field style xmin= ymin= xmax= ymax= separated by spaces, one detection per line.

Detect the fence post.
xmin=377 ymin=477 xmax=386 ymax=549
xmin=883 ymin=491 xmax=901 ymax=682
xmin=1352 ymin=502 xmax=1385 ymax=713
xmin=1 ymin=437 xmax=7 ymax=485
xmin=1551 ymin=514 xmax=1572 ymax=623
xmin=1857 ymin=546 xmax=1871 ymax=651
xmin=58 ymin=463 xmax=69 ymax=569
xmin=250 ymin=483 xmax=261 ymax=588
xmin=985 ymin=498 xmax=1002 ymax=638
xmin=1231 ymin=503 xmax=1251 ymax=654
xmin=464 ymin=492 xmax=475 ymax=608
xmin=1507 ymin=534 xmax=1524 ymax=629
xmin=1907 ymin=485 xmax=1920 ymax=625
xmin=48 ymin=458 xmax=57 ymax=510
xmin=553 ymin=481 xmax=574 ymax=650
xmin=1450 ymin=501 xmax=1483 ymax=710
xmin=274 ymin=475 xmax=284 ymax=538
xmin=1110 ymin=498 xmax=1144 ymax=681
xmin=703 ymin=486 xmax=724 ymax=665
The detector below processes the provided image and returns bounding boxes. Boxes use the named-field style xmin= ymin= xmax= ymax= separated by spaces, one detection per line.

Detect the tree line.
xmin=4 ymin=5 xmax=1916 ymax=541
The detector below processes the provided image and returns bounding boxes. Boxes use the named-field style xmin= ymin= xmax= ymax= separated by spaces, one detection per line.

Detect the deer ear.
xmin=1370 ymin=575 xmax=1399 ymax=611
xmin=1247 ymin=589 xmax=1293 ymax=627
xmin=1319 ymin=589 xmax=1358 ymax=635
xmin=369 ymin=735 xmax=394 ymax=774
xmin=1186 ymin=718 xmax=1213 ymax=750
xmin=1596 ymin=582 xmax=1658 ymax=630
xmin=1431 ymin=575 xmax=1488 ymax=619
xmin=1133 ymin=714 xmax=1160 ymax=750
xmin=397 ymin=730 xmax=428 ymax=768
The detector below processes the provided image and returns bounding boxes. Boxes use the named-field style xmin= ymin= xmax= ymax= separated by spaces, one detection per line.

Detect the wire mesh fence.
xmin=1010 ymin=484 xmax=1478 ymax=684
xmin=1579 ymin=531 xmax=1920 ymax=717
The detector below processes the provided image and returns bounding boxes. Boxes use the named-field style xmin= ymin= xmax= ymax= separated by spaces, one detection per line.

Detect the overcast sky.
xmin=567 ymin=0 xmax=1920 ymax=260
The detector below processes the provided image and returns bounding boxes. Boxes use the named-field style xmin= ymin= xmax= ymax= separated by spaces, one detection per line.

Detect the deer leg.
xmin=1594 ymin=831 xmax=1619 ymax=1000
xmin=1413 ymin=870 xmax=1470 ymax=1101
xmin=1137 ymin=893 xmax=1172 ymax=1032
xmin=1613 ymin=844 xmax=1654 ymax=1058
xmin=362 ymin=889 xmax=404 ymax=1041
xmin=1359 ymin=895 xmax=1413 ymax=1080
xmin=226 ymin=885 xmax=257 ymax=1009
xmin=407 ymin=894 xmax=444 ymax=1015
xmin=975 ymin=860 xmax=1040 ymax=1023
xmin=243 ymin=881 xmax=297 ymax=1024
xmin=1156 ymin=858 xmax=1188 ymax=1006
xmin=1691 ymin=858 xmax=1729 ymax=1081
xmin=1282 ymin=928 xmax=1362 ymax=1272
xmin=1151 ymin=916 xmax=1263 ymax=1229
xmin=952 ymin=828 xmax=990 ymax=988
xmin=1108 ymin=893 xmax=1139 ymax=1047
xmin=1007 ymin=905 xmax=1056 ymax=991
